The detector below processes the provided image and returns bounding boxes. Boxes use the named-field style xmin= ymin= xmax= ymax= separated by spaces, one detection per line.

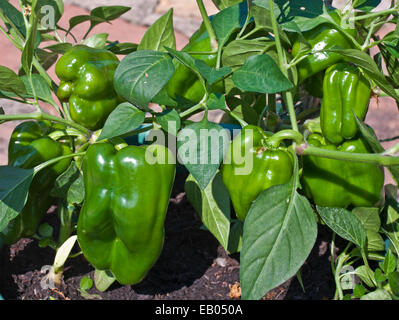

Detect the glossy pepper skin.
xmin=291 ymin=12 xmax=357 ymax=83
xmin=320 ymin=63 xmax=371 ymax=145
xmin=77 ymin=142 xmax=176 ymax=285
xmin=55 ymin=45 xmax=120 ymax=131
xmin=221 ymin=125 xmax=294 ymax=221
xmin=165 ymin=23 xmax=224 ymax=104
xmin=1 ymin=121 xmax=72 ymax=245
xmin=301 ymin=133 xmax=384 ymax=208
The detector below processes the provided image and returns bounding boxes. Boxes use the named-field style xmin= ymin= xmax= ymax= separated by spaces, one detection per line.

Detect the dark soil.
xmin=0 ymin=172 xmax=340 ymax=300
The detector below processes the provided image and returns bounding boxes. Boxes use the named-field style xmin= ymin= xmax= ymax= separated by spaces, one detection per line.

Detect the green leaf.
xmin=232 ymin=54 xmax=294 ymax=94
xmin=250 ymin=5 xmax=291 ymax=44
xmin=90 ymin=6 xmax=131 ymax=23
xmin=44 ymin=43 xmax=73 ymax=54
xmin=253 ymin=0 xmax=328 ymax=32
xmin=360 ymin=289 xmax=391 ymax=300
xmin=355 ymin=265 xmax=376 ymax=288
xmin=156 ymin=109 xmax=181 ymax=134
xmin=0 ymin=166 xmax=34 ymax=233
xmin=383 ymin=205 xmax=399 ymax=256
xmin=94 ymin=269 xmax=116 ymax=292
xmin=114 ymin=50 xmax=175 ymax=109
xmin=107 ymin=42 xmax=138 ymax=55
xmin=20 ymin=74 xmax=54 ymax=104
xmin=21 ymin=0 xmax=41 ymax=76
xmin=331 ymin=48 xmax=399 ymax=101
xmin=35 ymin=48 xmax=58 ymax=71
xmin=80 ymin=276 xmax=93 ymax=291
xmin=227 ymin=219 xmax=243 ymax=254
xmin=352 ymin=207 xmax=381 ymax=233
xmin=0 ymin=66 xmax=27 ymax=96
xmin=211 ymin=1 xmax=248 ymax=47
xmin=185 ymin=172 xmax=231 ymax=251
xmin=354 ymin=0 xmax=382 ymax=12
xmin=67 ymin=15 xmax=107 ymax=33
xmin=355 ymin=116 xmax=399 ymax=185
xmin=353 ymin=284 xmax=366 ymax=298
xmin=240 ymin=153 xmax=318 ymax=300
xmin=383 ymin=249 xmax=397 ymax=275
xmin=38 ymin=222 xmax=53 ymax=238
xmin=317 ymin=206 xmax=367 ymax=248
xmin=68 ymin=6 xmax=130 ymax=35
xmin=366 ymin=230 xmax=385 ymax=252
xmin=222 ymin=39 xmax=276 ymax=70
xmin=138 ymin=9 xmax=176 ymax=52
xmin=388 ymin=272 xmax=399 ymax=296
xmin=165 ymin=47 xmax=204 ymax=84
xmin=212 ymin=0 xmax=244 ymax=10
xmin=207 ymin=93 xmax=227 ymax=110
xmin=82 ymin=33 xmax=109 ymax=49
xmin=194 ymin=61 xmax=232 ymax=85
xmin=177 ymin=120 xmax=229 ymax=189
xmin=50 ymin=162 xmax=85 ymax=205
xmin=379 ymin=43 xmax=399 ymax=89
xmin=98 ymin=103 xmax=145 ymax=141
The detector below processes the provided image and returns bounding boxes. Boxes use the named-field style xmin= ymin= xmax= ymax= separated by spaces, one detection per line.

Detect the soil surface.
xmin=0 ymin=172 xmax=342 ymax=301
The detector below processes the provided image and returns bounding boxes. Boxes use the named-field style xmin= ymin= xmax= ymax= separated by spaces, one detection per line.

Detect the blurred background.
xmin=0 ymin=0 xmax=398 ymax=185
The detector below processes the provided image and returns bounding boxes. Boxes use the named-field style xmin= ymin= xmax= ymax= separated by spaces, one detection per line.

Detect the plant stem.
xmin=179 ymin=97 xmax=207 ymax=118
xmin=196 ymin=0 xmax=218 ymax=51
xmin=350 ymin=7 xmax=398 ymax=22
xmin=268 ymin=0 xmax=299 ymax=132
xmin=268 ymin=129 xmax=304 ymax=148
xmin=34 ymin=152 xmax=85 ymax=174
xmin=0 ymin=112 xmax=91 ymax=136
xmin=57 ymin=202 xmax=74 ymax=247
xmin=297 ymin=144 xmax=399 ymax=166
xmin=227 ymin=111 xmax=248 ymax=128
xmin=360 ymin=249 xmax=377 ymax=287
xmin=383 ymin=141 xmax=399 ymax=155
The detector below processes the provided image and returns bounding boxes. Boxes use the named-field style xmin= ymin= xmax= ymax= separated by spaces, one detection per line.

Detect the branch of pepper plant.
xmin=0 ymin=112 xmax=91 ymax=136
xmin=296 ymin=143 xmax=399 ymax=166
xmin=268 ymin=0 xmax=299 ymax=133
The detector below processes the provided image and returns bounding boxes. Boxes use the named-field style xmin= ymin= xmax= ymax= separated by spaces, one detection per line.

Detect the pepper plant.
xmin=1 ymin=0 xmax=399 ymax=300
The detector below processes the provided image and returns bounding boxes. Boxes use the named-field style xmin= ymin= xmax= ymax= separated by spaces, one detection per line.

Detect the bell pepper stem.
xmin=268 ymin=130 xmax=304 ymax=148
xmin=298 ymin=144 xmax=399 ymax=166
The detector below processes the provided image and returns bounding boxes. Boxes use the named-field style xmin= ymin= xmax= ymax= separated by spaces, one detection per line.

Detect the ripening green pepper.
xmin=221 ymin=125 xmax=294 ymax=221
xmin=1 ymin=121 xmax=72 ymax=245
xmin=320 ymin=63 xmax=371 ymax=145
xmin=165 ymin=23 xmax=224 ymax=104
xmin=77 ymin=142 xmax=176 ymax=285
xmin=301 ymin=133 xmax=384 ymax=208
xmin=291 ymin=11 xmax=357 ymax=83
xmin=55 ymin=45 xmax=120 ymax=131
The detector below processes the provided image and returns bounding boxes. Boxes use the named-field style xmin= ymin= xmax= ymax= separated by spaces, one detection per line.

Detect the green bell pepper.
xmin=55 ymin=45 xmax=120 ymax=131
xmin=221 ymin=125 xmax=294 ymax=221
xmin=320 ymin=63 xmax=371 ymax=145
xmin=1 ymin=121 xmax=72 ymax=245
xmin=165 ymin=23 xmax=224 ymax=104
xmin=77 ymin=142 xmax=176 ymax=285
xmin=301 ymin=133 xmax=384 ymax=208
xmin=291 ymin=11 xmax=357 ymax=83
